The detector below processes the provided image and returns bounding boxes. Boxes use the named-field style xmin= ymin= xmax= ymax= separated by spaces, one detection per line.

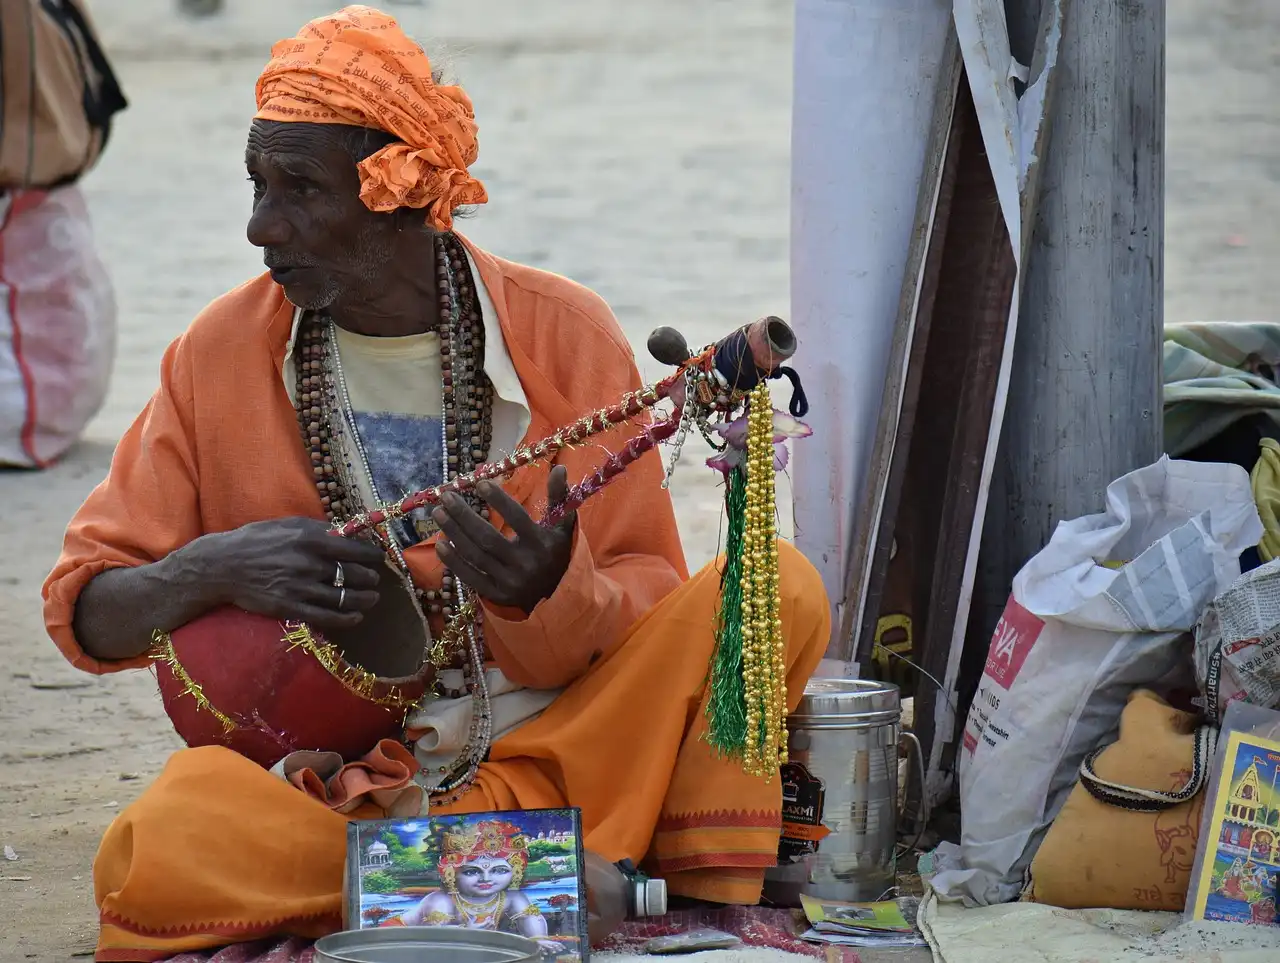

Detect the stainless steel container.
xmin=763 ymin=678 xmax=920 ymax=906
xmin=315 ymin=926 xmax=543 ymax=963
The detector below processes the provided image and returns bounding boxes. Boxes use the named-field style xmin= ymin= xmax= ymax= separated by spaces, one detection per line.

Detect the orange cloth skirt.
xmin=93 ymin=542 xmax=829 ymax=962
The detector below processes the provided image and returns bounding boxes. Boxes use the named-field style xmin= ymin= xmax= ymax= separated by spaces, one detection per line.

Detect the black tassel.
xmin=770 ymin=366 xmax=809 ymax=418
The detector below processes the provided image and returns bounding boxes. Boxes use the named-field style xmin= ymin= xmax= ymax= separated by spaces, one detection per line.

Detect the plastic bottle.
xmin=583 ymin=852 xmax=667 ymax=944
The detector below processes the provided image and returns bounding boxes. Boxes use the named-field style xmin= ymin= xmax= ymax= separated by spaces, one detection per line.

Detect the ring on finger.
xmin=333 ymin=562 xmax=345 ymax=589
xmin=338 ymin=586 xmax=347 ymax=611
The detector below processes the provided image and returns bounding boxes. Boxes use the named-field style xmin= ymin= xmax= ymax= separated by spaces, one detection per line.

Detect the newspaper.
xmin=797 ymin=894 xmax=926 ymax=949
xmin=1195 ymin=558 xmax=1280 ymax=726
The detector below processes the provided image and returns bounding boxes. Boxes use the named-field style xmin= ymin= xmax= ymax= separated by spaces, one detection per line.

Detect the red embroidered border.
xmin=654 ymin=809 xmax=780 ymax=832
xmin=96 ymin=949 xmax=171 ymax=963
xmin=99 ymin=908 xmax=341 ymax=941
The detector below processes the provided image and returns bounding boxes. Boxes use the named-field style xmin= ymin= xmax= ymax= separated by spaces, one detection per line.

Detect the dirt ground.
xmin=1 ymin=1 xmax=1276 ymax=960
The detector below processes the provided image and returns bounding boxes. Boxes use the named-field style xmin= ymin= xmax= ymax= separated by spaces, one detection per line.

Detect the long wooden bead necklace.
xmin=293 ymin=231 xmax=495 ymax=804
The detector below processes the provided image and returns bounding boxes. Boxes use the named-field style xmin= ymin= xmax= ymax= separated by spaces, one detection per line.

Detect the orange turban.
xmin=254 ymin=5 xmax=487 ymax=232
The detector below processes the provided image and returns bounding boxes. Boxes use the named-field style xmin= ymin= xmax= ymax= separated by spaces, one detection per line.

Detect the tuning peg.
xmin=647 ymin=326 xmax=692 ymax=367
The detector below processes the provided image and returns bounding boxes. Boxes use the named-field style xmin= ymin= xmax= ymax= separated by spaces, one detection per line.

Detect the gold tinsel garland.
xmin=279 ymin=622 xmax=418 ymax=710
xmin=149 ymin=620 xmax=420 ymax=735
xmin=427 ymin=593 xmax=480 ymax=668
xmin=740 ymin=381 xmax=788 ymax=777
xmin=150 ymin=630 xmax=238 ymax=733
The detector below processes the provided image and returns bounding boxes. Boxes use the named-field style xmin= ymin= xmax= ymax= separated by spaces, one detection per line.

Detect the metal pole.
xmin=973 ymin=0 xmax=1165 ymax=659
xmin=789 ymin=0 xmax=953 ymax=658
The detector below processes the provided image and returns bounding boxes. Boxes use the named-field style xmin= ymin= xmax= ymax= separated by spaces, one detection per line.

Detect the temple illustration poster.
xmin=346 ymin=808 xmax=589 ymax=962
xmin=1190 ymin=730 xmax=1280 ymax=926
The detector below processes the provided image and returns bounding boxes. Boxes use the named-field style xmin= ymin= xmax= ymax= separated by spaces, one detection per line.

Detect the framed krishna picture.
xmin=346 ymin=808 xmax=589 ymax=961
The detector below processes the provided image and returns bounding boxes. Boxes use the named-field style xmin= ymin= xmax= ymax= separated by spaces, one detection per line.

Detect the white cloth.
xmin=919 ymin=887 xmax=1280 ymax=963
xmin=408 ymin=668 xmax=561 ymax=789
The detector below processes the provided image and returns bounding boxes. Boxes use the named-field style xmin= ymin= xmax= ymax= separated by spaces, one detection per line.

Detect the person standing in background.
xmin=177 ymin=0 xmax=222 ymax=16
xmin=0 ymin=0 xmax=127 ymax=468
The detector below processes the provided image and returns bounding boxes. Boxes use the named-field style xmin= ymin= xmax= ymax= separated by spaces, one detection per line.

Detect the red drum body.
xmin=153 ymin=606 xmax=430 ymax=769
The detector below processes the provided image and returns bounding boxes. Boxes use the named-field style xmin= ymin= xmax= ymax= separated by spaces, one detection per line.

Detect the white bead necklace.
xmin=320 ymin=254 xmax=494 ymax=804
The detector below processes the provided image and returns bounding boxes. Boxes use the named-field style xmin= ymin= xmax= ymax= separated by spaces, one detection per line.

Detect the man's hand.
xmin=188 ymin=517 xmax=385 ymax=630
xmin=73 ymin=516 xmax=388 ymax=663
xmin=432 ymin=465 xmax=576 ymax=614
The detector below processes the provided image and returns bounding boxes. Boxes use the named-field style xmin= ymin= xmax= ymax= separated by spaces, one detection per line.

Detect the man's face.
xmin=454 ymin=857 xmax=515 ymax=901
xmin=244 ymin=120 xmax=397 ymax=311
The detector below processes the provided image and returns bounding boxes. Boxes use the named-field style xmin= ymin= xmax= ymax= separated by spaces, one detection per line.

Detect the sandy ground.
xmin=0 ymin=0 xmax=1276 ymax=960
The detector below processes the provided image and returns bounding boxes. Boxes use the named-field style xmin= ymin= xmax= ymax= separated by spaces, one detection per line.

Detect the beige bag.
xmin=1027 ymin=690 xmax=1216 ymax=912
xmin=0 ymin=0 xmax=126 ymax=188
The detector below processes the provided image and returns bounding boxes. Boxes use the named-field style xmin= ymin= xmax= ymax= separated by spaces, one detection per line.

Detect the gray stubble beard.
xmin=288 ymin=220 xmax=401 ymax=313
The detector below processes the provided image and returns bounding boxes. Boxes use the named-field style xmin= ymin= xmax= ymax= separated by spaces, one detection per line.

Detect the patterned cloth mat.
xmin=159 ymin=907 xmax=861 ymax=963
xmin=599 ymin=906 xmax=860 ymax=962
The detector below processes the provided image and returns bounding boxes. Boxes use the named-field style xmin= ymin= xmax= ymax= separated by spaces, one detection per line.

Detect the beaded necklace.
xmin=293 ymin=232 xmax=495 ymax=804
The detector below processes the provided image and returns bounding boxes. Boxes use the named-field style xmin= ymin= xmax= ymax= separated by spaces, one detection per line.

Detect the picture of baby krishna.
xmin=391 ymin=819 xmax=564 ymax=954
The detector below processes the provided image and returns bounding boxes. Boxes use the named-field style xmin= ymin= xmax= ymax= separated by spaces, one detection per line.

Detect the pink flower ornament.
xmin=706 ymin=409 xmax=812 ymax=476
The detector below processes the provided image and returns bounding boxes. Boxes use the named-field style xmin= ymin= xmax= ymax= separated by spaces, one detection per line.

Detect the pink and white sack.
xmin=0 ymin=185 xmax=115 ymax=467
xmin=931 ymin=458 xmax=1262 ymax=905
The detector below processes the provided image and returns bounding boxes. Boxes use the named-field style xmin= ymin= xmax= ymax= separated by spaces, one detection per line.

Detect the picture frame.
xmin=345 ymin=807 xmax=590 ymax=962
xmin=1187 ymin=713 xmax=1280 ymax=927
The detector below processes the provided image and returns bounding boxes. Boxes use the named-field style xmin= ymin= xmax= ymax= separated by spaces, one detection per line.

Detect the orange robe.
xmin=42 ymin=238 xmax=831 ymax=962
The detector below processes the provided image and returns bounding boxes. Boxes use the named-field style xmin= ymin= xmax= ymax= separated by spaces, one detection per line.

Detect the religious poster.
xmin=345 ymin=808 xmax=589 ymax=962
xmin=1188 ymin=730 xmax=1280 ymax=926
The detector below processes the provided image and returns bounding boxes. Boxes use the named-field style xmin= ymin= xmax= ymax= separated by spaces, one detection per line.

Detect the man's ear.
xmin=390 ymin=206 xmax=432 ymax=236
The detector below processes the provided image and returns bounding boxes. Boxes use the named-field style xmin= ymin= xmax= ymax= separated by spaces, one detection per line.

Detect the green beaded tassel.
xmin=705 ymin=463 xmax=749 ymax=756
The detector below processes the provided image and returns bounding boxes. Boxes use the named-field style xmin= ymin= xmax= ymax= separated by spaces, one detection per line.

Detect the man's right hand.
xmin=183 ymin=517 xmax=385 ymax=631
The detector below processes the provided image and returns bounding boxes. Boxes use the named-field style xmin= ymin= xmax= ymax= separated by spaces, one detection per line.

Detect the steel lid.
xmin=789 ymin=678 xmax=901 ymax=728
xmin=315 ymin=926 xmax=543 ymax=963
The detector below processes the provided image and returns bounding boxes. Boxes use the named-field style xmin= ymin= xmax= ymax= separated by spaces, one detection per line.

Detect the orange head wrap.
xmin=254 ymin=5 xmax=487 ymax=232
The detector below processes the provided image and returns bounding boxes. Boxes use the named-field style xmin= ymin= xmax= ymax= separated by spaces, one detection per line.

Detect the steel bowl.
xmin=314 ymin=927 xmax=545 ymax=963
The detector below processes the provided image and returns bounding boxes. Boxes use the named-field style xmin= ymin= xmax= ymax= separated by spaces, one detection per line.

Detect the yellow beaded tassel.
xmin=740 ymin=382 xmax=788 ymax=777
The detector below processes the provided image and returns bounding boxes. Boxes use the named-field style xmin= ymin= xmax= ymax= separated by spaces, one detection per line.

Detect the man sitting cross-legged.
xmin=42 ymin=7 xmax=830 ymax=961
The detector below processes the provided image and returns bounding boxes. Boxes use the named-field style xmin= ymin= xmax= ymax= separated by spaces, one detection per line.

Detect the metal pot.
xmin=763 ymin=678 xmax=922 ymax=905
xmin=314 ymin=927 xmax=544 ymax=963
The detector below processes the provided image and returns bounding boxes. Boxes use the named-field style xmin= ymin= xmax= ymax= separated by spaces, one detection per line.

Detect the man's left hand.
xmin=432 ymin=465 xmax=576 ymax=614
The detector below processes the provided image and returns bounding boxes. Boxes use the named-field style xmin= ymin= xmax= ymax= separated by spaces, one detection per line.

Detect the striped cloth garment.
xmin=1163 ymin=321 xmax=1280 ymax=457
